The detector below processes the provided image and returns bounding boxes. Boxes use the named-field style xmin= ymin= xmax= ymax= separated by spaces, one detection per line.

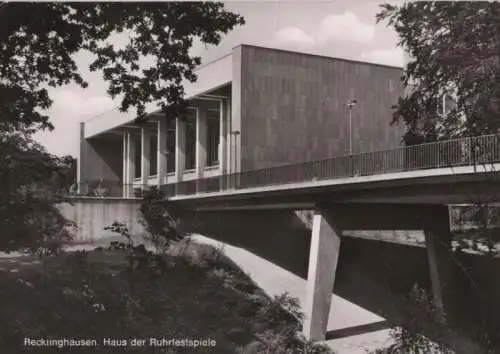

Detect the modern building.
xmin=78 ymin=44 xmax=404 ymax=197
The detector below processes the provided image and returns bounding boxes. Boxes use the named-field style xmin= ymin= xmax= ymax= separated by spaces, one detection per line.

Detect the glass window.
xmin=185 ymin=109 xmax=197 ymax=170
xmin=134 ymin=134 xmax=141 ymax=179
xmin=167 ymin=119 xmax=176 ymax=173
xmin=150 ymin=134 xmax=157 ymax=176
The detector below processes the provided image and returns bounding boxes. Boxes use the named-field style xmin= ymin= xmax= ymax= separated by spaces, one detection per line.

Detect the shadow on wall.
xmin=58 ymin=198 xmax=145 ymax=243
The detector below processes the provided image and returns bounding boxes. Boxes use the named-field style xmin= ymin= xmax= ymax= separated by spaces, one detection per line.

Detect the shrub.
xmin=372 ymin=285 xmax=453 ymax=354
xmin=237 ymin=292 xmax=334 ymax=354
xmin=138 ymin=188 xmax=187 ymax=253
xmin=0 ymin=131 xmax=74 ymax=255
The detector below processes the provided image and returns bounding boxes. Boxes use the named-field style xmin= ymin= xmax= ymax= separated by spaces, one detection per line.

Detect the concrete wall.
xmin=79 ymin=123 xmax=123 ymax=183
xmin=238 ymin=45 xmax=405 ymax=171
xmin=59 ymin=198 xmax=144 ymax=242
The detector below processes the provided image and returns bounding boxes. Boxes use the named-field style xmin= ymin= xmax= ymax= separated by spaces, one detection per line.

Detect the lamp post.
xmin=347 ymin=99 xmax=358 ymax=155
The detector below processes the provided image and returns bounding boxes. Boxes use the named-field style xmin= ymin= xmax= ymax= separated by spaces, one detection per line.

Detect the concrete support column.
xmin=77 ymin=122 xmax=84 ymax=194
xmin=125 ymin=132 xmax=136 ymax=197
xmin=122 ymin=131 xmax=128 ymax=197
xmin=219 ymin=99 xmax=228 ymax=175
xmin=303 ymin=211 xmax=342 ymax=341
xmin=424 ymin=206 xmax=455 ymax=319
xmin=175 ymin=117 xmax=186 ymax=184
xmin=196 ymin=107 xmax=207 ymax=179
xmin=157 ymin=118 xmax=167 ymax=187
xmin=226 ymin=99 xmax=233 ymax=188
xmin=218 ymin=99 xmax=228 ymax=192
xmin=141 ymin=128 xmax=150 ymax=190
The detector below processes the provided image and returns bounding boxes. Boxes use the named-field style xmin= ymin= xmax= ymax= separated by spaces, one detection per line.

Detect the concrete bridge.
xmin=74 ymin=133 xmax=500 ymax=343
xmin=142 ymin=133 xmax=499 ymax=342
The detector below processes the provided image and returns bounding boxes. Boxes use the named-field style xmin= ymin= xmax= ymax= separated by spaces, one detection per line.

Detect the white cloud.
xmin=33 ymin=88 xmax=116 ymax=157
xmin=360 ymin=47 xmax=405 ymax=67
xmin=274 ymin=26 xmax=315 ymax=49
xmin=272 ymin=11 xmax=376 ymax=50
xmin=317 ymin=11 xmax=375 ymax=44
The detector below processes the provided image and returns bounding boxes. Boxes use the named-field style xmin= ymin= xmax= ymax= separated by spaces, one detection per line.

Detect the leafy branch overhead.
xmin=0 ymin=2 xmax=243 ymax=255
xmin=0 ymin=2 xmax=245 ymax=132
xmin=377 ymin=2 xmax=500 ymax=144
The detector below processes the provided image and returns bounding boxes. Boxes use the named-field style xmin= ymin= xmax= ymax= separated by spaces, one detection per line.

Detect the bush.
xmin=0 ymin=131 xmax=74 ymax=255
xmin=138 ymin=188 xmax=187 ymax=253
xmin=236 ymin=292 xmax=334 ymax=354
xmin=0 ymin=240 xmax=336 ymax=354
xmin=372 ymin=285 xmax=453 ymax=354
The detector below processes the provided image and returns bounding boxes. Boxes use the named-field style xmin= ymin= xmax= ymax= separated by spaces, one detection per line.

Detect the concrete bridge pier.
xmin=302 ymin=211 xmax=341 ymax=341
xmin=423 ymin=206 xmax=456 ymax=318
xmin=302 ymin=204 xmax=456 ymax=342
xmin=176 ymin=203 xmax=456 ymax=343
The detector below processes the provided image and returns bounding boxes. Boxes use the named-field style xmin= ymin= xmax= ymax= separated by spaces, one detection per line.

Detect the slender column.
xmin=232 ymin=130 xmax=241 ymax=188
xmin=219 ymin=99 xmax=228 ymax=175
xmin=219 ymin=99 xmax=228 ymax=191
xmin=126 ymin=132 xmax=136 ymax=197
xmin=196 ymin=107 xmax=207 ymax=179
xmin=303 ymin=211 xmax=342 ymax=341
xmin=226 ymin=100 xmax=232 ymax=174
xmin=175 ymin=117 xmax=186 ymax=182
xmin=234 ymin=131 xmax=240 ymax=173
xmin=226 ymin=100 xmax=233 ymax=188
xmin=141 ymin=128 xmax=151 ymax=190
xmin=157 ymin=118 xmax=167 ymax=187
xmin=122 ymin=131 xmax=128 ymax=197
xmin=77 ymin=122 xmax=84 ymax=194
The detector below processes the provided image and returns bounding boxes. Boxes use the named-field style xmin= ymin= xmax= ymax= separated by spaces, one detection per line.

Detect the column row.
xmin=122 ymin=99 xmax=230 ymax=196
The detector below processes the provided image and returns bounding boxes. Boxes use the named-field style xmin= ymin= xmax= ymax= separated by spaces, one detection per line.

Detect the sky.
xmin=33 ymin=0 xmax=406 ymax=158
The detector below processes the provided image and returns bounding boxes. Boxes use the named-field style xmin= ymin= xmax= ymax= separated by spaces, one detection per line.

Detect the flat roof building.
xmin=78 ymin=44 xmax=404 ymax=197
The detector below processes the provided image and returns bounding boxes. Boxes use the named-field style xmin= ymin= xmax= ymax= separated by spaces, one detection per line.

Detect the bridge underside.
xmin=178 ymin=203 xmax=457 ymax=341
xmin=171 ymin=178 xmax=500 ymax=212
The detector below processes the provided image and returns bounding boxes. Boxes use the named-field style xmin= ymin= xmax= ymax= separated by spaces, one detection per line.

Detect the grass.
xmin=0 ymin=239 xmax=333 ymax=354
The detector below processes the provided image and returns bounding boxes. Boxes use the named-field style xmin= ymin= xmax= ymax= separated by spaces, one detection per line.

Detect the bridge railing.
xmin=68 ymin=182 xmax=148 ymax=198
xmin=72 ymin=134 xmax=500 ymax=199
xmin=161 ymin=134 xmax=500 ymax=198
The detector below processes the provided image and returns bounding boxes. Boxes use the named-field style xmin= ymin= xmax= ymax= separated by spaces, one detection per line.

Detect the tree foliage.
xmin=377 ymin=2 xmax=500 ymax=144
xmin=0 ymin=2 xmax=244 ymax=253
xmin=0 ymin=2 xmax=244 ymax=131
xmin=0 ymin=131 xmax=74 ymax=254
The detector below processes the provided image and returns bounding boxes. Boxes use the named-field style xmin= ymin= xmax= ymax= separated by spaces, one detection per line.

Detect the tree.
xmin=377 ymin=3 xmax=500 ymax=350
xmin=377 ymin=2 xmax=500 ymax=145
xmin=0 ymin=2 xmax=245 ymax=130
xmin=0 ymin=131 xmax=73 ymax=254
xmin=0 ymin=2 xmax=245 ymax=254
